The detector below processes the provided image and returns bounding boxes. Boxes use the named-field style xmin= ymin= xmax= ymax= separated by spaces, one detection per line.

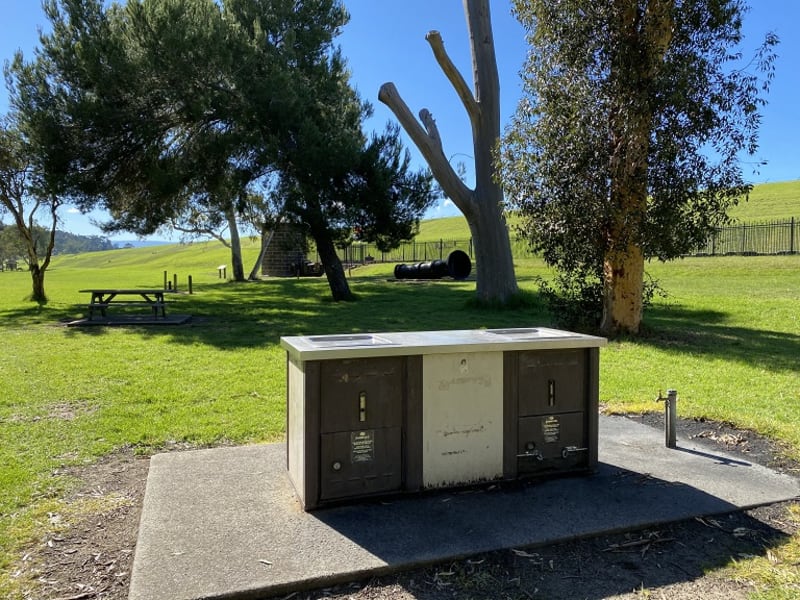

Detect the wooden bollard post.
xmin=188 ymin=275 xmax=193 ymax=295
xmin=163 ymin=270 xmax=168 ymax=289
xmin=173 ymin=273 xmax=178 ymax=291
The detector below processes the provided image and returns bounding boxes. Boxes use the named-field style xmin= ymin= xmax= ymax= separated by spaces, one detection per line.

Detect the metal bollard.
xmin=656 ymin=389 xmax=678 ymax=448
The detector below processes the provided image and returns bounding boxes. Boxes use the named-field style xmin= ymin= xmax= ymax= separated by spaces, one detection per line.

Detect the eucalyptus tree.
xmin=0 ymin=121 xmax=60 ymax=302
xmin=10 ymin=0 xmax=433 ymax=296
xmin=500 ymin=0 xmax=777 ymax=334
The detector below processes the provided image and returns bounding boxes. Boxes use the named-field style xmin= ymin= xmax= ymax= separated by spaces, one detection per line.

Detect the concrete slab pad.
xmin=66 ymin=314 xmax=192 ymax=327
xmin=128 ymin=416 xmax=800 ymax=600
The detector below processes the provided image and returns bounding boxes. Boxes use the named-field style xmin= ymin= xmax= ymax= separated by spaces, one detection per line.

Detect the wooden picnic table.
xmin=80 ymin=288 xmax=170 ymax=320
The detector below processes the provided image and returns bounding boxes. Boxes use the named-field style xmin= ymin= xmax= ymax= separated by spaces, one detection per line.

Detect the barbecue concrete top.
xmin=280 ymin=327 xmax=607 ymax=361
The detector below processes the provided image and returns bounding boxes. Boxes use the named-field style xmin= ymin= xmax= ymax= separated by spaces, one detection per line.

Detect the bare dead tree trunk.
xmin=379 ymin=0 xmax=518 ymax=304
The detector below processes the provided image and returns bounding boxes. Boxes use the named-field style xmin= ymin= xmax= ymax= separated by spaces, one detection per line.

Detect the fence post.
xmin=741 ymin=224 xmax=747 ymax=254
xmin=792 ymin=217 xmax=796 ymax=254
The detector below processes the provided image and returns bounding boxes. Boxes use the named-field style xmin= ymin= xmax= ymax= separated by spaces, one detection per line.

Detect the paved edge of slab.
xmin=128 ymin=416 xmax=800 ymax=600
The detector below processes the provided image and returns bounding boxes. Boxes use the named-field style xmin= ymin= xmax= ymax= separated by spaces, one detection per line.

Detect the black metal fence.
xmin=693 ymin=217 xmax=799 ymax=256
xmin=330 ymin=217 xmax=799 ymax=265
xmin=336 ymin=236 xmax=535 ymax=265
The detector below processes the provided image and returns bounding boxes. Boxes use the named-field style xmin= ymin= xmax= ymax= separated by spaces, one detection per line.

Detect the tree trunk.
xmin=599 ymin=0 xmax=674 ymax=335
xmin=226 ymin=208 xmax=246 ymax=282
xmin=313 ymin=230 xmax=353 ymax=301
xmin=602 ymin=112 xmax=649 ymax=335
xmin=379 ymin=0 xmax=518 ymax=304
xmin=248 ymin=225 xmax=273 ymax=281
xmin=30 ymin=265 xmax=47 ymax=304
xmin=601 ymin=246 xmax=644 ymax=335
xmin=602 ymin=116 xmax=649 ymax=335
xmin=18 ymin=197 xmax=58 ymax=304
xmin=469 ymin=199 xmax=518 ymax=303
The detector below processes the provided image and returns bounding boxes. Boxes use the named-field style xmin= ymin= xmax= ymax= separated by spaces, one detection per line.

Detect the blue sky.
xmin=1 ymin=0 xmax=798 ymax=239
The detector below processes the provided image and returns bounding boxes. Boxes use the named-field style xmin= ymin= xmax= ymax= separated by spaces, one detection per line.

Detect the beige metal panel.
xmin=422 ymin=352 xmax=504 ymax=487
xmin=287 ymin=358 xmax=306 ymax=505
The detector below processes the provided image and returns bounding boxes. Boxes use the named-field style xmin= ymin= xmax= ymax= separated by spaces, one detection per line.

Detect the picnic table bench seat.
xmin=87 ymin=300 xmax=168 ymax=319
xmin=81 ymin=288 xmax=173 ymax=320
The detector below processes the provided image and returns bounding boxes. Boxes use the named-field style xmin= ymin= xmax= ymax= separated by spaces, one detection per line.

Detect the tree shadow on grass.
xmin=54 ymin=277 xmax=553 ymax=349
xmin=637 ymin=303 xmax=800 ymax=375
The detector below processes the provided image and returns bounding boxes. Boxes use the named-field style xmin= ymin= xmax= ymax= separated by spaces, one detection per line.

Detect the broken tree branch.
xmin=378 ymin=82 xmax=474 ymax=214
xmin=426 ymin=30 xmax=480 ymax=124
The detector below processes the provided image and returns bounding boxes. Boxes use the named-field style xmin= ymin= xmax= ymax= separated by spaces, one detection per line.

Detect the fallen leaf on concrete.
xmin=511 ymin=549 xmax=540 ymax=558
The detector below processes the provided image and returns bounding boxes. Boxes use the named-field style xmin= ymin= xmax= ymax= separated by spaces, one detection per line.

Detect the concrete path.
xmin=128 ymin=416 xmax=800 ymax=600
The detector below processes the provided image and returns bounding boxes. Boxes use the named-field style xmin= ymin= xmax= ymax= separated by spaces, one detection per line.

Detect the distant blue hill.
xmin=112 ymin=240 xmax=173 ymax=249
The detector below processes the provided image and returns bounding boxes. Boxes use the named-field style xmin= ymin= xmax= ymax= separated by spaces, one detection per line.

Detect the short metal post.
xmin=656 ymin=389 xmax=678 ymax=448
xmin=665 ymin=389 xmax=677 ymax=448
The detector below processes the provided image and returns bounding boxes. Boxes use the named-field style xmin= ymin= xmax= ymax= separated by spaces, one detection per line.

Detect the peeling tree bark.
xmin=379 ymin=0 xmax=518 ymax=304
xmin=600 ymin=0 xmax=674 ymax=335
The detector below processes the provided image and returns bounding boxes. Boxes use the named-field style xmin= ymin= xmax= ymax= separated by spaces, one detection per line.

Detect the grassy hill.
xmin=38 ymin=180 xmax=800 ymax=264
xmin=728 ymin=179 xmax=800 ymax=221
xmin=415 ymin=180 xmax=800 ymax=242
xmin=51 ymin=237 xmax=263 ymax=284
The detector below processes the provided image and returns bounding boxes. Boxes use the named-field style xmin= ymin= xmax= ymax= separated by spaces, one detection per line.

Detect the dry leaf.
xmin=732 ymin=527 xmax=749 ymax=538
xmin=511 ymin=549 xmax=540 ymax=558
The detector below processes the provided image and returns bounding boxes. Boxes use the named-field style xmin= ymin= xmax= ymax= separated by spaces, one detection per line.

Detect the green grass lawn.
xmin=1 ymin=243 xmax=799 ymax=598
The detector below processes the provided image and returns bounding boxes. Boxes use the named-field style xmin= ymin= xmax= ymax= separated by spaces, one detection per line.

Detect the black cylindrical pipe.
xmin=446 ymin=250 xmax=471 ymax=280
xmin=394 ymin=250 xmax=472 ymax=280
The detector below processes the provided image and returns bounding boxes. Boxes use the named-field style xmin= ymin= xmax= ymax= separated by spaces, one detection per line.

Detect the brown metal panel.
xmin=319 ymin=427 xmax=403 ymax=500
xmin=586 ymin=348 xmax=600 ymax=470
xmin=304 ymin=361 xmax=321 ymax=509
xmin=319 ymin=357 xmax=403 ymax=433
xmin=403 ymin=355 xmax=424 ymax=492
xmin=502 ymin=351 xmax=519 ymax=479
xmin=517 ymin=412 xmax=589 ymax=474
xmin=518 ymin=350 xmax=585 ymax=416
